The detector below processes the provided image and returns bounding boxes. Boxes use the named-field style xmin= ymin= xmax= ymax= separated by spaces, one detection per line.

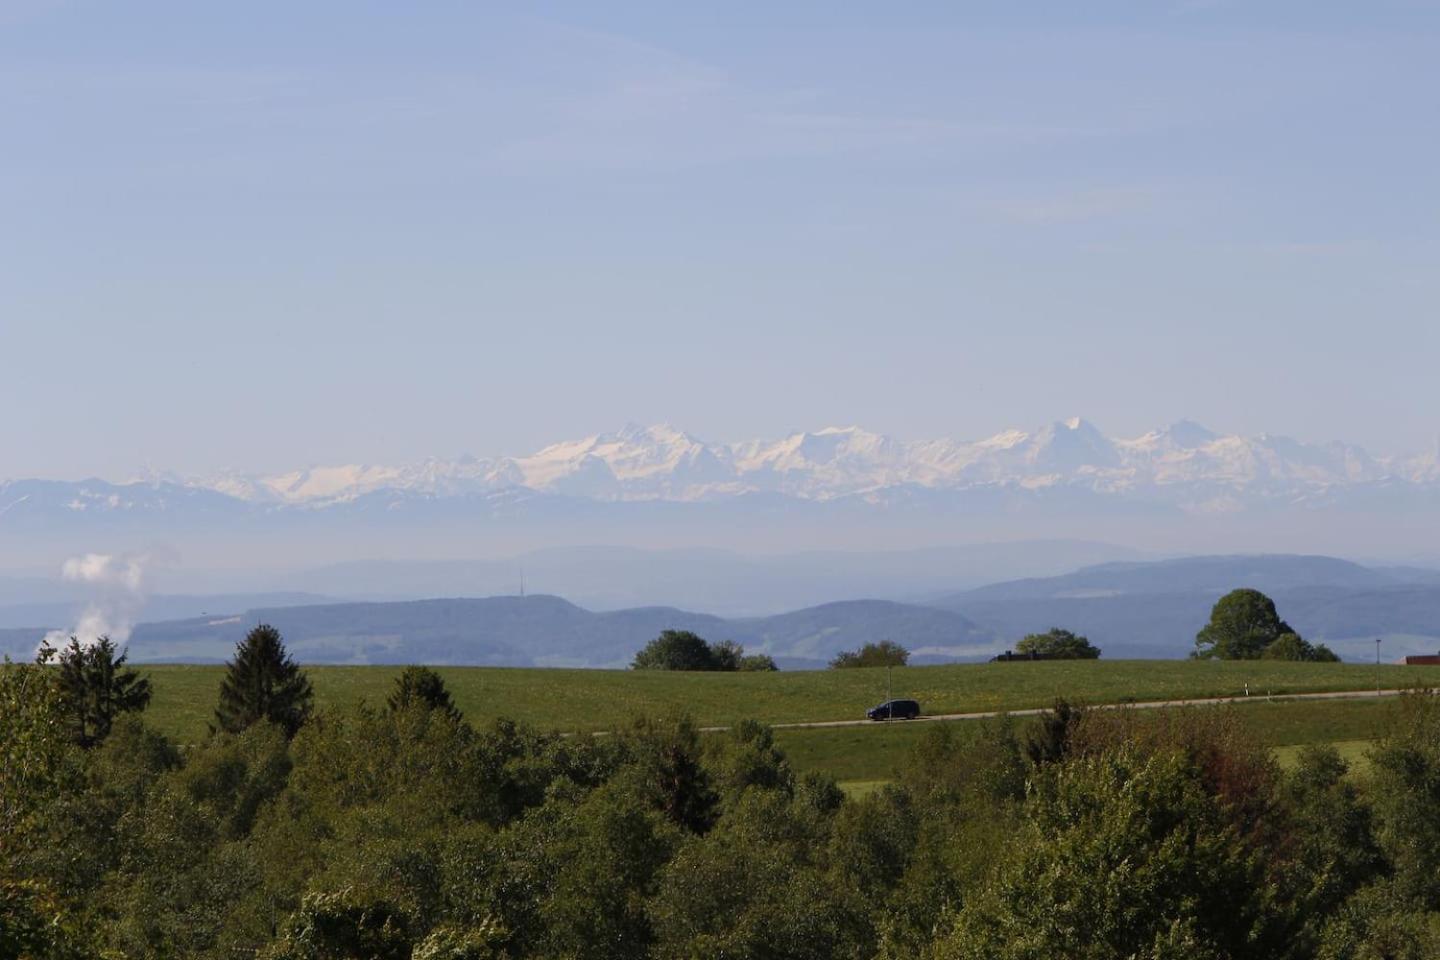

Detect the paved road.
xmin=714 ymin=686 xmax=1414 ymax=733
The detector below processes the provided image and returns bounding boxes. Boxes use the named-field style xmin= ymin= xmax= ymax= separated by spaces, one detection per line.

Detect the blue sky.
xmin=3 ymin=1 xmax=1437 ymax=478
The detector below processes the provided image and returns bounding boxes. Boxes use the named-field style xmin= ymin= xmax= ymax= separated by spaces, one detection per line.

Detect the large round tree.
xmin=1016 ymin=628 xmax=1101 ymax=660
xmin=214 ymin=623 xmax=313 ymax=737
xmin=1194 ymin=588 xmax=1333 ymax=660
xmin=632 ymin=630 xmax=720 ymax=671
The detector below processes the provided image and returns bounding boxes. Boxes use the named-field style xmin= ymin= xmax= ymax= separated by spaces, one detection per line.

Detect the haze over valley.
xmin=6 ymin=550 xmax=1440 ymax=668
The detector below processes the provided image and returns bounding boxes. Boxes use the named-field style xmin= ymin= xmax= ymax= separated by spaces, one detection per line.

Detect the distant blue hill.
xmin=114 ymin=595 xmax=996 ymax=667
xmin=9 ymin=553 xmax=1438 ymax=667
xmin=932 ymin=555 xmax=1440 ymax=661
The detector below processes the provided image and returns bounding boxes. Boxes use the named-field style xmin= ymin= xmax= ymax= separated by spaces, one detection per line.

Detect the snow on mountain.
xmin=1402 ymin=441 xmax=1440 ymax=484
xmin=1010 ymin=418 xmax=1123 ymax=481
xmin=12 ymin=420 xmax=1440 ymax=515
xmin=732 ymin=426 xmax=915 ymax=498
xmin=512 ymin=423 xmax=734 ymax=498
xmin=263 ymin=464 xmax=409 ymax=503
xmin=1126 ymin=419 xmax=1219 ymax=452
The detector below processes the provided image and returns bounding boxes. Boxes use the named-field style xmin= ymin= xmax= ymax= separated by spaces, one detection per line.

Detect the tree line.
xmin=632 ymin=586 xmax=1329 ymax=672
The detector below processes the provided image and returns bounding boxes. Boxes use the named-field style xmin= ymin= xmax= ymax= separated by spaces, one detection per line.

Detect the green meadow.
xmin=138 ymin=659 xmax=1440 ymax=740
xmin=775 ymin=697 xmax=1398 ymax=786
xmin=138 ymin=660 xmax=1431 ymax=784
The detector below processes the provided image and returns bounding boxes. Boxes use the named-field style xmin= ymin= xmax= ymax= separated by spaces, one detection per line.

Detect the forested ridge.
xmin=5 ymin=649 xmax=1440 ymax=959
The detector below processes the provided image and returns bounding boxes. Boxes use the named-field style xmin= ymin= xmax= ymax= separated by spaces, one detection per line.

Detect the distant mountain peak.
xmin=978 ymin=428 xmax=1031 ymax=450
xmin=1162 ymin=419 xmax=1218 ymax=446
xmin=1126 ymin=419 xmax=1220 ymax=453
xmin=8 ymin=419 xmax=1438 ymax=516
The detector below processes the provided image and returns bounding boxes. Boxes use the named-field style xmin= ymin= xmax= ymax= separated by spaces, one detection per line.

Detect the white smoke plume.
xmin=41 ymin=552 xmax=154 ymax=651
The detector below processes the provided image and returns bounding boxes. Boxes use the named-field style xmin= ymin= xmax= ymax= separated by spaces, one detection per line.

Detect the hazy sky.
xmin=3 ymin=1 xmax=1438 ymax=479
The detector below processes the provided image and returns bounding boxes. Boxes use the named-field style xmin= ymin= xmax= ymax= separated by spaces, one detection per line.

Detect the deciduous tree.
xmin=829 ymin=640 xmax=909 ymax=669
xmin=1195 ymin=589 xmax=1296 ymax=660
xmin=632 ymin=631 xmax=721 ymax=671
xmin=939 ymin=748 xmax=1281 ymax=960
xmin=1016 ymin=628 xmax=1101 ymax=660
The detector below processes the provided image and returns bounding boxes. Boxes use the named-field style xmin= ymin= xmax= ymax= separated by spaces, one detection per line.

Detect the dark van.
xmin=866 ymin=699 xmax=921 ymax=721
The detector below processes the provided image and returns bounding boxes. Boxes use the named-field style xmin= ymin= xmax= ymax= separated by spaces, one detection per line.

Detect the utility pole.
xmin=1376 ymin=637 xmax=1382 ymax=696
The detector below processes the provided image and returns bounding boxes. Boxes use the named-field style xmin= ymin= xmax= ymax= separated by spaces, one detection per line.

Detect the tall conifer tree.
xmin=52 ymin=635 xmax=151 ymax=748
xmin=386 ymin=665 xmax=462 ymax=721
xmin=214 ymin=623 xmax=313 ymax=737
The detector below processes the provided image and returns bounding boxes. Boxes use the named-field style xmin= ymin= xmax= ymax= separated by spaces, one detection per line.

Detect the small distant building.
xmin=1402 ymin=654 xmax=1440 ymax=666
xmin=991 ymin=650 xmax=1058 ymax=662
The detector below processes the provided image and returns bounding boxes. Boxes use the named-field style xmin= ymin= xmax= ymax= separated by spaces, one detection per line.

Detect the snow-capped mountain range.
xmin=13 ymin=418 xmax=1438 ymax=513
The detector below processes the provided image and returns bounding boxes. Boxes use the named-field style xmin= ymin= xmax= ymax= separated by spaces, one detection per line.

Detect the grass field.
xmin=139 ymin=659 xmax=1439 ymax=741
xmin=138 ymin=660 xmax=1432 ymax=789
xmin=1272 ymin=740 xmax=1375 ymax=777
xmin=774 ymin=697 xmax=1401 ymax=785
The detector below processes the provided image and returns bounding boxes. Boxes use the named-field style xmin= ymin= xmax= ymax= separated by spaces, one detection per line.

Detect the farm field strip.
xmin=775 ymin=697 xmax=1403 ymax=783
xmin=136 ymin=660 xmax=1440 ymax=743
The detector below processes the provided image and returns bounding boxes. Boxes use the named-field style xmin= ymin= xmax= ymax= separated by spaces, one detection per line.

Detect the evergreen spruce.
xmin=214 ymin=623 xmax=313 ymax=737
xmin=386 ymin=665 xmax=461 ymax=721
xmin=52 ymin=635 xmax=152 ymax=748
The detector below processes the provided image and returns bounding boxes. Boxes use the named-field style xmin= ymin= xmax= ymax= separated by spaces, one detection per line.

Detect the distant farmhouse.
xmin=1402 ymin=653 xmax=1440 ymax=665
